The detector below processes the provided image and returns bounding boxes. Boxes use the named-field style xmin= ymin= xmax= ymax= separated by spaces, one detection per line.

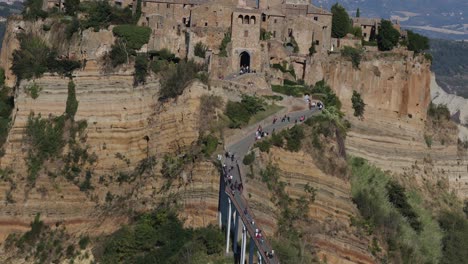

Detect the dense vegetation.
xmin=5 ymin=213 xmax=92 ymax=263
xmin=331 ymin=3 xmax=351 ymax=38
xmin=194 ymin=42 xmax=208 ymax=58
xmin=350 ymin=157 xmax=444 ymax=263
xmin=225 ymin=95 xmax=265 ymax=128
xmin=158 ymin=60 xmax=207 ymax=100
xmin=80 ymin=1 xmax=133 ymax=31
xmin=11 ymin=34 xmax=81 ymax=82
xmin=112 ymin=25 xmax=151 ymax=51
xmin=0 ymin=84 xmax=13 ymax=150
xmin=407 ymin=30 xmax=429 ymax=53
xmin=219 ymin=32 xmax=231 ymax=57
xmin=99 ymin=206 xmax=228 ymax=263
xmin=377 ymin=20 xmax=400 ymax=51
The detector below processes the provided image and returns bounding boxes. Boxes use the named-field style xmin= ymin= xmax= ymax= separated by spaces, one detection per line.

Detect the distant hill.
xmin=317 ymin=0 xmax=467 ymax=40
xmin=429 ymin=39 xmax=468 ymax=98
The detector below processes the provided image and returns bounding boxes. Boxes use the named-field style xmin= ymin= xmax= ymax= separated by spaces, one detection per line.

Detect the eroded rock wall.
xmin=247 ymin=148 xmax=376 ymax=264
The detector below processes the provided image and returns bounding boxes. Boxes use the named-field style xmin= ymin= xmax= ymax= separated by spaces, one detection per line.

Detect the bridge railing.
xmin=225 ymin=189 xmax=278 ymax=264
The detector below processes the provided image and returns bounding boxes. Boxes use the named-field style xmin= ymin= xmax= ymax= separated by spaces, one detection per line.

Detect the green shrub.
xmin=112 ymin=25 xmax=151 ymax=51
xmin=200 ymin=134 xmax=218 ymax=157
xmin=341 ymin=46 xmax=363 ymax=69
xmin=407 ymin=30 xmax=429 ymax=53
xmin=439 ymin=211 xmax=468 ymax=264
xmin=11 ymin=34 xmax=81 ymax=81
xmin=19 ymin=213 xmax=44 ymax=245
xmin=134 ymin=55 xmax=148 ymax=85
xmin=0 ymin=68 xmax=5 ymax=86
xmin=81 ymin=1 xmax=133 ymax=31
xmin=424 ymin=134 xmax=432 ymax=148
xmin=100 ymin=207 xmax=224 ymax=263
xmin=349 ymin=157 xmax=443 ymax=264
xmin=424 ymin=53 xmax=433 ymax=63
xmin=284 ymin=125 xmax=304 ymax=152
xmin=242 ymin=152 xmax=255 ymax=165
xmin=150 ymin=60 xmax=169 ymax=74
xmin=255 ymin=139 xmax=271 ymax=152
xmin=78 ymin=235 xmax=90 ymax=250
xmin=350 ymin=26 xmax=362 ymax=38
xmin=260 ymin=29 xmax=272 ymax=40
xmin=225 ymin=95 xmax=265 ymax=128
xmin=310 ymin=80 xmax=341 ymax=109
xmin=351 ymin=90 xmax=365 ymax=117
xmin=161 ymin=155 xmax=183 ymax=179
xmin=159 ymin=60 xmax=205 ymax=100
xmin=219 ymin=32 xmax=231 ymax=57
xmin=65 ymin=80 xmax=78 ymax=119
xmin=427 ymin=103 xmax=450 ymax=121
xmin=0 ymin=87 xmax=13 ymax=148
xmin=11 ymin=34 xmax=51 ymax=81
xmin=272 ymin=84 xmax=307 ymax=97
xmin=63 ymin=0 xmax=79 ymax=16
xmin=42 ymin=24 xmax=51 ymax=31
xmin=194 ymin=42 xmax=207 ymax=58
xmin=79 ymin=170 xmax=93 ymax=191
xmin=109 ymin=40 xmax=129 ymax=67
xmin=308 ymin=43 xmax=316 ymax=55
xmin=25 ymin=82 xmax=42 ymax=99
xmin=65 ymin=18 xmax=80 ymax=40
xmin=25 ymin=113 xmax=65 ymax=183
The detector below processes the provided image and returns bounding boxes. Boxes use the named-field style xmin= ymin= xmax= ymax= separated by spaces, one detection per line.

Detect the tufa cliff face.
xmin=306 ymin=51 xmax=432 ymax=121
xmin=246 ymin=148 xmax=376 ymax=264
xmin=303 ymin=52 xmax=468 ymax=200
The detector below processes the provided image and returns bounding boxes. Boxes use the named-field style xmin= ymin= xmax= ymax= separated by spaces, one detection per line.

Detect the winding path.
xmin=221 ymin=104 xmax=321 ymax=263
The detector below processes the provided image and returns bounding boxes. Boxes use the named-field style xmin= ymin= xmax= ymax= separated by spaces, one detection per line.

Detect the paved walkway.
xmin=221 ymin=105 xmax=321 ymax=264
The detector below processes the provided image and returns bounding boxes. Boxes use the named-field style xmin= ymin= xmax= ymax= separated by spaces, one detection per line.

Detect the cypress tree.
xmin=331 ymin=3 xmax=351 ymax=38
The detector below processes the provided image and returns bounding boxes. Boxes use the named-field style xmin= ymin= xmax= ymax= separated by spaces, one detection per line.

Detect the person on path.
xmin=287 ymin=116 xmax=290 ymax=122
xmin=231 ymin=153 xmax=235 ymax=162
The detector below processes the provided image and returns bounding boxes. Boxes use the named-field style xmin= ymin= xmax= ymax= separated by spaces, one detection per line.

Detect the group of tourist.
xmin=240 ymin=65 xmax=256 ymax=75
xmin=255 ymin=125 xmax=269 ymax=140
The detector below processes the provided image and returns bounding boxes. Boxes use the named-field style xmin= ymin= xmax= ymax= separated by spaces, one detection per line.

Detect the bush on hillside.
xmin=341 ymin=46 xmax=363 ymax=69
xmin=219 ymin=32 xmax=231 ymax=57
xmin=0 ymin=87 xmax=13 ymax=148
xmin=242 ymin=152 xmax=255 ymax=165
xmin=63 ymin=0 xmax=79 ymax=16
xmin=159 ymin=60 xmax=205 ymax=100
xmin=225 ymin=95 xmax=265 ymax=128
xmin=100 ymin=206 xmax=224 ymax=263
xmin=351 ymin=90 xmax=365 ymax=117
xmin=65 ymin=80 xmax=78 ymax=119
xmin=194 ymin=42 xmax=208 ymax=58
xmin=109 ymin=40 xmax=128 ymax=67
xmin=11 ymin=34 xmax=81 ymax=82
xmin=310 ymin=80 xmax=341 ymax=109
xmin=25 ymin=113 xmax=65 ymax=183
xmin=25 ymin=82 xmax=42 ymax=99
xmin=407 ymin=30 xmax=429 ymax=53
xmin=65 ymin=18 xmax=80 ymax=40
xmin=112 ymin=25 xmax=151 ymax=51
xmin=438 ymin=211 xmax=468 ymax=264
xmin=427 ymin=103 xmax=450 ymax=121
xmin=81 ymin=1 xmax=133 ymax=31
xmin=134 ymin=55 xmax=148 ymax=85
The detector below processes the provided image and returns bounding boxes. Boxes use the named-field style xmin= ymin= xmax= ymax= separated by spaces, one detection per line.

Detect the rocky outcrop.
xmin=306 ymin=51 xmax=432 ymax=121
xmin=247 ymin=148 xmax=376 ymax=264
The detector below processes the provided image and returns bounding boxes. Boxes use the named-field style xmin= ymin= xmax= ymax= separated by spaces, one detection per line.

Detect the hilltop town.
xmin=0 ymin=0 xmax=467 ymax=264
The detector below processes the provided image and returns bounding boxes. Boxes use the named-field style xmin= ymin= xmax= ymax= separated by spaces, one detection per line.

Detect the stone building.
xmin=352 ymin=17 xmax=380 ymax=41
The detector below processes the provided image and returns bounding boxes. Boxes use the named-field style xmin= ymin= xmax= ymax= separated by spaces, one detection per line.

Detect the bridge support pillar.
xmin=233 ymin=211 xmax=239 ymax=254
xmin=225 ymin=198 xmax=232 ymax=254
xmin=240 ymin=224 xmax=247 ymax=264
xmin=249 ymin=236 xmax=254 ymax=264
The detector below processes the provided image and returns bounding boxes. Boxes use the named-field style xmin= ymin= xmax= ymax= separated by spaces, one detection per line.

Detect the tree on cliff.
xmin=377 ymin=20 xmax=400 ymax=51
xmin=351 ymin=91 xmax=365 ymax=117
xmin=331 ymin=3 xmax=351 ymax=38
xmin=407 ymin=30 xmax=429 ymax=53
xmin=64 ymin=0 xmax=80 ymax=16
xmin=356 ymin=8 xmax=360 ymax=17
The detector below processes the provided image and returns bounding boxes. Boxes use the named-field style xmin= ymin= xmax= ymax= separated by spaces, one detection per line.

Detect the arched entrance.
xmin=239 ymin=51 xmax=250 ymax=74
